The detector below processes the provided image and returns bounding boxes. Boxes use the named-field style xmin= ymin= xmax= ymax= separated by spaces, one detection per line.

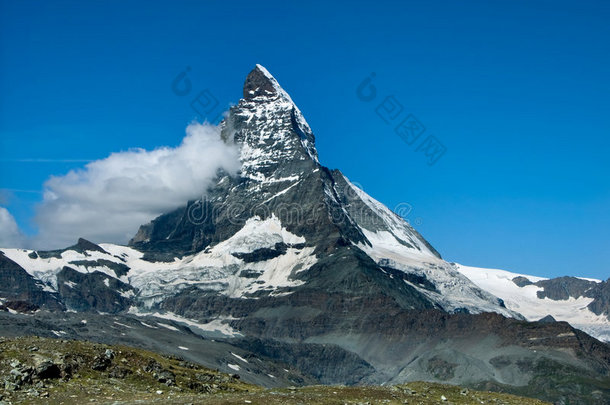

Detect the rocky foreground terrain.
xmin=0 ymin=336 xmax=551 ymax=405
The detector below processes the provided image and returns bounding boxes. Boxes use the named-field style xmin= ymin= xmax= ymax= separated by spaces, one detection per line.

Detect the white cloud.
xmin=0 ymin=206 xmax=26 ymax=248
xmin=32 ymin=122 xmax=240 ymax=249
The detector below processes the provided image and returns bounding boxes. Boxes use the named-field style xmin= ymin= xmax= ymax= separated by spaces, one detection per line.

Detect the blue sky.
xmin=0 ymin=0 xmax=608 ymax=279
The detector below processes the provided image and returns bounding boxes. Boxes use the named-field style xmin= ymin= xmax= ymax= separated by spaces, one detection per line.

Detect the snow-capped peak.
xmin=242 ymin=65 xmax=315 ymax=148
xmin=249 ymin=64 xmax=292 ymax=102
xmin=233 ymin=65 xmax=320 ymax=181
xmin=243 ymin=64 xmax=291 ymax=102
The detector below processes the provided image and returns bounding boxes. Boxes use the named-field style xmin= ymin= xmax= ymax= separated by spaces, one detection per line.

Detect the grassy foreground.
xmin=0 ymin=336 xmax=550 ymax=404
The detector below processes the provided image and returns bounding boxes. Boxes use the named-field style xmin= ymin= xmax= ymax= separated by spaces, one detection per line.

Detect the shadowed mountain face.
xmin=0 ymin=253 xmax=64 ymax=311
xmin=1 ymin=65 xmax=609 ymax=404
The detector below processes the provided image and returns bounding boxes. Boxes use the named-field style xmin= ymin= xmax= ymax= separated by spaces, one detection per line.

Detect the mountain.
xmin=1 ymin=65 xmax=609 ymax=404
xmin=457 ymin=265 xmax=610 ymax=342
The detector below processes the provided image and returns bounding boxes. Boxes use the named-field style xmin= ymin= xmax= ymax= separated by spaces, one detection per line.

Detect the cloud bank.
xmin=0 ymin=207 xmax=26 ymax=248
xmin=32 ymin=122 xmax=240 ymax=249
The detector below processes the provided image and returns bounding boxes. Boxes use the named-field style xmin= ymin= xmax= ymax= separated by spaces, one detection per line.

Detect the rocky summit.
xmin=1 ymin=65 xmax=609 ymax=405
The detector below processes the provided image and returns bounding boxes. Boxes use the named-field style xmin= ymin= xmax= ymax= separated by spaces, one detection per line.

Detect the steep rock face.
xmin=588 ymin=279 xmax=610 ymax=317
xmin=512 ymin=276 xmax=534 ymax=287
xmin=57 ymin=266 xmax=135 ymax=313
xmin=0 ymin=252 xmax=63 ymax=311
xmin=1 ymin=239 xmax=133 ymax=314
xmin=531 ymin=275 xmax=610 ymax=320
xmin=535 ymin=276 xmax=598 ymax=300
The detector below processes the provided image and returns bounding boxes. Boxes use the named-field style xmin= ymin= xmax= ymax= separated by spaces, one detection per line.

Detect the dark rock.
xmin=243 ymin=65 xmax=279 ymax=100
xmin=587 ymin=279 xmax=610 ymax=317
xmin=238 ymin=269 xmax=263 ymax=279
xmin=35 ymin=361 xmax=61 ymax=380
xmin=489 ymin=355 xmax=512 ymax=368
xmin=0 ymin=252 xmax=64 ymax=311
xmin=6 ymin=361 xmax=34 ymax=389
xmin=512 ymin=276 xmax=534 ymax=287
xmin=155 ymin=369 xmax=176 ymax=386
xmin=33 ymin=238 xmax=108 ymax=260
xmin=58 ymin=353 xmax=86 ymax=380
xmin=70 ymin=238 xmax=109 ymax=255
xmin=4 ymin=300 xmax=39 ymax=313
xmin=196 ymin=373 xmax=216 ymax=383
xmin=538 ymin=315 xmax=556 ymax=323
xmin=535 ymin=276 xmax=597 ymax=300
xmin=91 ymin=355 xmax=111 ymax=371
xmin=67 ymin=259 xmax=130 ymax=278
xmin=108 ymin=367 xmax=132 ymax=379
xmin=185 ymin=380 xmax=213 ymax=393
xmin=32 ymin=249 xmax=63 ymax=259
xmin=379 ymin=264 xmax=438 ymax=292
xmin=426 ymin=356 xmax=457 ymax=380
xmin=56 ymin=267 xmax=135 ymax=313
xmin=143 ymin=359 xmax=175 ymax=386
xmin=232 ymin=243 xmax=288 ymax=262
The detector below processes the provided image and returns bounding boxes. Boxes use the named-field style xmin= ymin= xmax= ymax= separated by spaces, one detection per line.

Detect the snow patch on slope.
xmin=343 ymin=175 xmax=436 ymax=258
xmin=1 ymin=247 xmax=129 ymax=289
xmin=105 ymin=215 xmax=315 ymax=305
xmin=220 ymin=214 xmax=305 ymax=252
xmin=128 ymin=307 xmax=242 ymax=338
xmin=1 ymin=214 xmax=316 ymax=310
